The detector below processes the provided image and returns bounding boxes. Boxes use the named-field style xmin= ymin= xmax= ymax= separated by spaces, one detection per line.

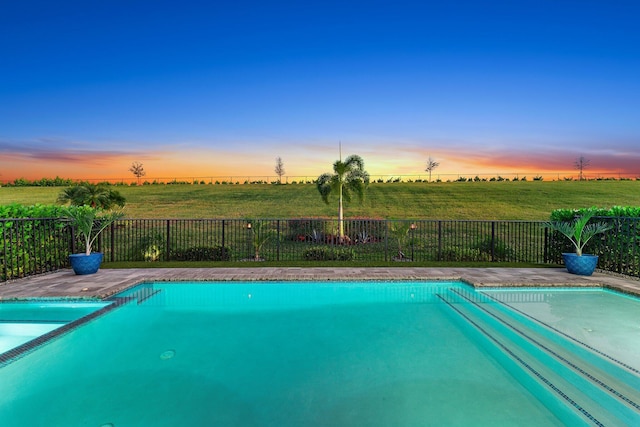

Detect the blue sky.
xmin=1 ymin=0 xmax=639 ymax=181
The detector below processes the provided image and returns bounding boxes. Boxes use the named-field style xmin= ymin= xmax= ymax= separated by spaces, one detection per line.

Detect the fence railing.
xmin=3 ymin=217 xmax=640 ymax=282
xmin=89 ymin=218 xmax=550 ymax=265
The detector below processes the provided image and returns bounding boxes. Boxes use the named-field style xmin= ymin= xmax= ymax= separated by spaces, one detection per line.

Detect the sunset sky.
xmin=1 ymin=0 xmax=639 ymax=182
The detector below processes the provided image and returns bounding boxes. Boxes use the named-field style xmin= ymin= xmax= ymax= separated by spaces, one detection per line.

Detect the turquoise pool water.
xmin=0 ymin=281 xmax=638 ymax=426
xmin=0 ymin=301 xmax=109 ymax=354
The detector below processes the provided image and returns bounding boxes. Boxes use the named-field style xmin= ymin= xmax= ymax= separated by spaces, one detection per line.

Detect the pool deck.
xmin=1 ymin=267 xmax=639 ymax=299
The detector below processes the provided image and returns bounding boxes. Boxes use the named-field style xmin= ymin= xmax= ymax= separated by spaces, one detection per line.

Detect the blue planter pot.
xmin=69 ymin=253 xmax=104 ymax=275
xmin=562 ymin=253 xmax=598 ymax=276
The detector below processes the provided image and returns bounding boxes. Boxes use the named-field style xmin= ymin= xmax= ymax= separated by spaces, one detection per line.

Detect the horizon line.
xmin=3 ymin=170 xmax=640 ymax=185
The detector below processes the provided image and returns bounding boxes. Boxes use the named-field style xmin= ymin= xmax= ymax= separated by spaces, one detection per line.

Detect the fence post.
xmin=277 ymin=220 xmax=281 ymax=261
xmin=632 ymin=219 xmax=639 ymax=276
xmin=97 ymin=229 xmax=103 ymax=254
xmin=221 ymin=219 xmax=225 ymax=251
xmin=543 ymin=227 xmax=549 ymax=263
xmin=1 ymin=222 xmax=7 ymax=281
xmin=165 ymin=220 xmax=171 ymax=261
xmin=491 ymin=221 xmax=496 ymax=262
xmin=70 ymin=225 xmax=76 ymax=254
xmin=384 ymin=219 xmax=388 ymax=261
xmin=110 ymin=222 xmax=116 ymax=262
xmin=437 ymin=221 xmax=442 ymax=261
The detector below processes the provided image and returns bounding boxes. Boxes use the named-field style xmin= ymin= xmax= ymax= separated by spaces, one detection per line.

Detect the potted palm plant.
xmin=544 ymin=211 xmax=612 ymax=276
xmin=63 ymin=205 xmax=123 ymax=274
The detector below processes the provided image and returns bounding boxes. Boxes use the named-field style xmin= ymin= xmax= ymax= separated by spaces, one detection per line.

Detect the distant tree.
xmin=57 ymin=183 xmax=126 ymax=209
xmin=317 ymin=153 xmax=369 ymax=240
xmin=425 ymin=156 xmax=440 ymax=182
xmin=574 ymin=156 xmax=590 ymax=181
xmin=274 ymin=157 xmax=285 ymax=184
xmin=129 ymin=161 xmax=146 ymax=185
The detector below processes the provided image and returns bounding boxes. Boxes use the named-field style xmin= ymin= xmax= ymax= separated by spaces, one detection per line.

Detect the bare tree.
xmin=574 ymin=156 xmax=590 ymax=181
xmin=425 ymin=156 xmax=440 ymax=182
xmin=274 ymin=156 xmax=285 ymax=184
xmin=129 ymin=161 xmax=146 ymax=185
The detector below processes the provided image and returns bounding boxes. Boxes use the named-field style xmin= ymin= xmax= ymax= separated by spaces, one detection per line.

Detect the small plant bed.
xmin=102 ymin=261 xmax=551 ymax=269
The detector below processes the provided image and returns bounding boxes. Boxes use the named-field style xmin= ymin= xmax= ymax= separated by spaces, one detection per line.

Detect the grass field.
xmin=2 ymin=180 xmax=639 ymax=220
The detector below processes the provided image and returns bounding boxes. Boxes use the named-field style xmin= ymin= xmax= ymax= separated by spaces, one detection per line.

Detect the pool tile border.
xmin=2 ymin=267 xmax=639 ymax=300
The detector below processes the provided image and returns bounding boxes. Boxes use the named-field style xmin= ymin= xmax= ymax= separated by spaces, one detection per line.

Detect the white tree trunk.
xmin=338 ymin=184 xmax=344 ymax=238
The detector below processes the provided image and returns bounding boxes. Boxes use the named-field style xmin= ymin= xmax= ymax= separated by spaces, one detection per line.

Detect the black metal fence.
xmin=92 ymin=218 xmax=550 ymax=264
xmin=3 ymin=217 xmax=640 ymax=282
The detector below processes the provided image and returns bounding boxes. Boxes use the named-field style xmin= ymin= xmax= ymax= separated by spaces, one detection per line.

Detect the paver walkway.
xmin=1 ymin=267 xmax=639 ymax=299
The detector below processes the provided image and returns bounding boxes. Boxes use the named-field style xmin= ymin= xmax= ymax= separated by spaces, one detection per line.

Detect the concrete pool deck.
xmin=1 ymin=267 xmax=639 ymax=299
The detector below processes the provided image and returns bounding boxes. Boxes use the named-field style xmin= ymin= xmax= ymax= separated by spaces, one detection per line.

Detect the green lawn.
xmin=2 ymin=180 xmax=639 ymax=220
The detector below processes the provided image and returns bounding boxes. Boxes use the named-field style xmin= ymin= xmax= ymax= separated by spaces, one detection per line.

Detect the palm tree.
xmin=317 ymin=154 xmax=369 ymax=240
xmin=246 ymin=220 xmax=277 ymax=260
xmin=58 ymin=183 xmax=126 ymax=209
xmin=389 ymin=221 xmax=412 ymax=259
xmin=57 ymin=185 xmax=87 ymax=206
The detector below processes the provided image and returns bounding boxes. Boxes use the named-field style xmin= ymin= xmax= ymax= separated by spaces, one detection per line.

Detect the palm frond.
xmin=344 ymin=154 xmax=365 ymax=170
xmin=316 ymin=173 xmax=333 ymax=204
xmin=544 ymin=211 xmax=611 ymax=256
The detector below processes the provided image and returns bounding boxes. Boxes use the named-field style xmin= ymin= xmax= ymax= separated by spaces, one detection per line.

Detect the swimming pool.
xmin=0 ymin=281 xmax=638 ymax=426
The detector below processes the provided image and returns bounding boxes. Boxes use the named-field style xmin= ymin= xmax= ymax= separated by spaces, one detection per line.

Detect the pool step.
xmin=107 ymin=283 xmax=162 ymax=305
xmin=454 ymin=289 xmax=640 ymax=392
xmin=0 ymin=302 xmax=109 ymax=322
xmin=0 ymin=322 xmax=65 ymax=354
xmin=437 ymin=289 xmax=640 ymax=427
xmin=0 ymin=322 xmax=65 ymax=336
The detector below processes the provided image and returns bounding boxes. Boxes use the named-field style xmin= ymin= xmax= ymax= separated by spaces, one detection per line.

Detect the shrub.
xmin=473 ymin=237 xmax=515 ymax=261
xmin=547 ymin=206 xmax=640 ymax=264
xmin=303 ymin=246 xmax=355 ymax=261
xmin=1 ymin=204 xmax=71 ymax=280
xmin=286 ymin=219 xmax=333 ymax=241
xmin=549 ymin=206 xmax=640 ymax=222
xmin=439 ymin=247 xmax=490 ymax=262
xmin=344 ymin=218 xmax=386 ymax=242
xmin=169 ymin=246 xmax=231 ymax=261
xmin=0 ymin=203 xmax=68 ymax=219
xmin=133 ymin=233 xmax=165 ymax=262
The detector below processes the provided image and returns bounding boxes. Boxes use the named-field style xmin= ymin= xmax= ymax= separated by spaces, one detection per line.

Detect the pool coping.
xmin=1 ymin=267 xmax=639 ymax=300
